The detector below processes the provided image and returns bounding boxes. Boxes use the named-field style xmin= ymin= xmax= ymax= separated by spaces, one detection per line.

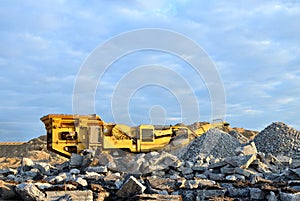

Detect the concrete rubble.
xmin=2 ymin=122 xmax=300 ymax=200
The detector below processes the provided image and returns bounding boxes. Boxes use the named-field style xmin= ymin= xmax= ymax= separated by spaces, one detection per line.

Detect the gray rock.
xmin=250 ymin=188 xmax=265 ymax=200
xmin=116 ymin=176 xmax=146 ymax=197
xmin=225 ymin=154 xmax=256 ymax=169
xmin=184 ymin=180 xmax=199 ymax=189
xmin=236 ymin=142 xmax=258 ymax=156
xmin=181 ymin=167 xmax=193 ymax=175
xmin=196 ymin=189 xmax=226 ymax=200
xmin=48 ymin=173 xmax=68 ymax=183
xmin=280 ymin=192 xmax=300 ymax=201
xmin=148 ymin=151 xmax=181 ymax=172
xmin=69 ymin=153 xmax=83 ymax=168
xmin=185 ymin=161 xmax=194 ymax=168
xmin=147 ymin=177 xmax=176 ymax=193
xmin=178 ymin=190 xmax=195 ymax=201
xmin=220 ymin=164 xmax=235 ymax=174
xmin=192 ymin=164 xmax=207 ymax=172
xmin=266 ymin=191 xmax=277 ymax=201
xmin=227 ymin=187 xmax=249 ymax=197
xmin=85 ymin=166 xmax=108 ymax=173
xmin=194 ymin=173 xmax=207 ymax=179
xmin=208 ymin=173 xmax=225 ymax=181
xmin=33 ymin=163 xmax=52 ymax=175
xmin=16 ymin=183 xmax=46 ymax=201
xmin=183 ymin=173 xmax=194 ymax=180
xmin=208 ymin=160 xmax=227 ymax=169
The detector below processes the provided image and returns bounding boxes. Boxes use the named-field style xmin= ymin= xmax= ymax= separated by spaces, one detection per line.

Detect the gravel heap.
xmin=254 ymin=122 xmax=300 ymax=158
xmin=179 ymin=128 xmax=241 ymax=162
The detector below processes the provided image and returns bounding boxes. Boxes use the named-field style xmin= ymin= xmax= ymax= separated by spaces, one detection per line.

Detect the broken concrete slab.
xmin=236 ymin=142 xmax=258 ymax=156
xmin=196 ymin=189 xmax=226 ymax=200
xmin=46 ymin=190 xmax=93 ymax=201
xmin=148 ymin=151 xmax=182 ymax=172
xmin=15 ymin=183 xmax=46 ymax=201
xmin=146 ymin=177 xmax=176 ymax=193
xmin=69 ymin=153 xmax=83 ymax=168
xmin=208 ymin=172 xmax=225 ymax=181
xmin=85 ymin=165 xmax=108 ymax=173
xmin=227 ymin=187 xmax=250 ymax=198
xmin=116 ymin=176 xmax=146 ymax=197
xmin=220 ymin=164 xmax=235 ymax=174
xmin=225 ymin=154 xmax=256 ymax=169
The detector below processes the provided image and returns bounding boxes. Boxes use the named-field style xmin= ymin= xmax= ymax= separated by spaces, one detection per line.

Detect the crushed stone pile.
xmin=254 ymin=122 xmax=300 ymax=158
xmin=0 ymin=136 xmax=47 ymax=158
xmin=179 ymin=128 xmax=241 ymax=162
xmin=0 ymin=136 xmax=67 ymax=169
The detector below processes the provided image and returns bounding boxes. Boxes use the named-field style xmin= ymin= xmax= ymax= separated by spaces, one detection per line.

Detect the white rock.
xmin=22 ymin=158 xmax=34 ymax=167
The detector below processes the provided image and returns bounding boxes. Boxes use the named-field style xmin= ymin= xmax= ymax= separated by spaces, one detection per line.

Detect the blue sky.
xmin=1 ymin=0 xmax=300 ymax=141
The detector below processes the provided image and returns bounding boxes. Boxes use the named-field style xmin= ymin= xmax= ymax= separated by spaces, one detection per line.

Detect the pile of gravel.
xmin=178 ymin=128 xmax=241 ymax=162
xmin=254 ymin=122 xmax=300 ymax=158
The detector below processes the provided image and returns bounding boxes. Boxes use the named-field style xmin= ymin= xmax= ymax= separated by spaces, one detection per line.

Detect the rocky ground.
xmin=1 ymin=122 xmax=300 ymax=200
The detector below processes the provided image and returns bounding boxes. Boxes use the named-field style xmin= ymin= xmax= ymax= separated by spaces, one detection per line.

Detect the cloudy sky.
xmin=1 ymin=0 xmax=300 ymax=141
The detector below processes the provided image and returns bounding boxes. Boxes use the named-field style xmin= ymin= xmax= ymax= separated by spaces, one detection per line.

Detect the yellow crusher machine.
xmin=40 ymin=114 xmax=229 ymax=158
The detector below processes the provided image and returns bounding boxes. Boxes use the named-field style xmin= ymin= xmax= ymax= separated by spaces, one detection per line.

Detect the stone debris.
xmin=116 ymin=176 xmax=146 ymax=197
xmin=2 ymin=123 xmax=300 ymax=200
xmin=15 ymin=183 xmax=46 ymax=201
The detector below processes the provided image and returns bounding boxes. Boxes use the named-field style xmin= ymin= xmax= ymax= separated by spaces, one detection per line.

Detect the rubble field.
xmin=1 ymin=122 xmax=300 ymax=200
